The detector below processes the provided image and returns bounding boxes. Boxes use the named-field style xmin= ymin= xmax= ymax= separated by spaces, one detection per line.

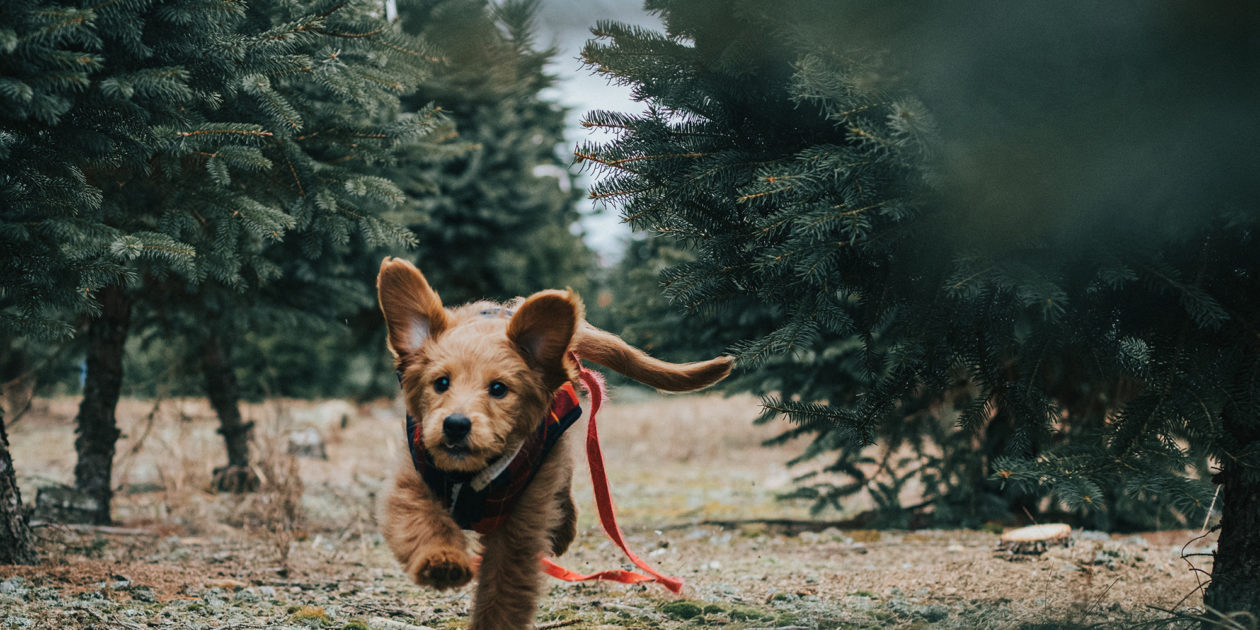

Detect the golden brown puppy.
xmin=376 ymin=257 xmax=732 ymax=629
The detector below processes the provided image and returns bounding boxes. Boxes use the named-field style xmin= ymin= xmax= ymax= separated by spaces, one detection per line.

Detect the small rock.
xmin=234 ymin=588 xmax=261 ymax=603
xmin=887 ymin=597 xmax=914 ymax=615
xmin=130 ymin=585 xmax=157 ymax=602
xmin=847 ymin=596 xmax=877 ymax=611
xmin=888 ymin=598 xmax=949 ymax=622
xmin=0 ymin=582 xmax=28 ymax=602
xmin=288 ymin=427 xmax=328 ymax=460
xmin=33 ymin=486 xmax=101 ymax=523
xmin=917 ymin=604 xmax=950 ymax=622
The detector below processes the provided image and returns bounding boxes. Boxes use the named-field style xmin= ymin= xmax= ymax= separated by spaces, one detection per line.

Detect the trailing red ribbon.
xmin=538 ymin=358 xmax=685 ymax=594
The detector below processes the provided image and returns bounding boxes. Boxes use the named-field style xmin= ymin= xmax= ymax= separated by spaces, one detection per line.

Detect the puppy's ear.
xmin=377 ymin=257 xmax=448 ymax=360
xmin=507 ymin=290 xmax=580 ymax=388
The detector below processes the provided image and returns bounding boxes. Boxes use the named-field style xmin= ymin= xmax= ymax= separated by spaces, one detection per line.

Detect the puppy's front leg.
xmin=470 ymin=437 xmax=574 ymax=630
xmin=471 ymin=510 xmax=550 ymax=629
xmin=381 ymin=461 xmax=472 ymax=590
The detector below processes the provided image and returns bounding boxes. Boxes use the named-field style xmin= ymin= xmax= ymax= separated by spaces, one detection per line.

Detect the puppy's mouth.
xmin=439 ymin=441 xmax=473 ymax=459
xmin=429 ymin=439 xmax=516 ymax=475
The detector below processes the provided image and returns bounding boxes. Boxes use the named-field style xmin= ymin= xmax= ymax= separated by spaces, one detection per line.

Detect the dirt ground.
xmin=1 ymin=389 xmax=1226 ymax=629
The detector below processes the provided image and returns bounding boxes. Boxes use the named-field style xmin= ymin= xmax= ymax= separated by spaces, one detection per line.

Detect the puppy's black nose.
xmin=442 ymin=414 xmax=472 ymax=441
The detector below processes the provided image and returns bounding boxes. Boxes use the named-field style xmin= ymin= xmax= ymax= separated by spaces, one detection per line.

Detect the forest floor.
xmin=2 ymin=389 xmax=1226 ymax=629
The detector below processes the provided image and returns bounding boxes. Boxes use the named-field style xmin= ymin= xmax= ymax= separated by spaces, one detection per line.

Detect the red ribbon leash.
xmin=538 ymin=360 xmax=685 ymax=594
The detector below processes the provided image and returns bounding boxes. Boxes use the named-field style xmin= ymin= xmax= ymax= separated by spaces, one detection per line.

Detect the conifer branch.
xmin=175 ymin=129 xmax=274 ymax=139
xmin=573 ymin=152 xmax=642 ymax=174
xmin=589 ymin=186 xmax=655 ymax=201
xmin=313 ymin=27 xmax=385 ymax=39
xmin=737 ymin=186 xmax=792 ymax=203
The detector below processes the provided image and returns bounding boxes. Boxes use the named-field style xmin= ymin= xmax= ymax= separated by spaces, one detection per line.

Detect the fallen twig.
xmin=538 ymin=620 xmax=583 ymax=630
xmin=29 ymin=521 xmax=159 ymax=536
xmin=1145 ymin=604 xmax=1257 ymax=630
xmin=368 ymin=617 xmax=435 ymax=630
xmin=83 ymin=607 xmax=146 ymax=630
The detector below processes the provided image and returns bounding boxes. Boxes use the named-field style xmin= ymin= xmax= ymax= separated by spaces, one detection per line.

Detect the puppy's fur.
xmin=376 ymin=257 xmax=732 ymax=630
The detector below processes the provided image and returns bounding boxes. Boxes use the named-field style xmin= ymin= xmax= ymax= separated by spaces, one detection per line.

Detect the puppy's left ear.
xmin=507 ymin=290 xmax=581 ymax=389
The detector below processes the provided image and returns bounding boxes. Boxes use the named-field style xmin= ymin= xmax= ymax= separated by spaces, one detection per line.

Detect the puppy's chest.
xmin=407 ymin=383 xmax=582 ymax=534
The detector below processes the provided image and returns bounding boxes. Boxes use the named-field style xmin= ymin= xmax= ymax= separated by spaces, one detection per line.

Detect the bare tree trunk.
xmin=1204 ymin=455 xmax=1260 ymax=620
xmin=202 ymin=333 xmax=258 ymax=493
xmin=1203 ymin=349 xmax=1260 ymax=620
xmin=73 ymin=284 xmax=131 ymax=525
xmin=0 ymin=404 xmax=38 ymax=564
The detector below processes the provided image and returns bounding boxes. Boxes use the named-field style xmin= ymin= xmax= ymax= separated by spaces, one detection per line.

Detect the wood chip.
xmin=997 ymin=523 xmax=1073 ymax=555
xmin=1000 ymin=523 xmax=1071 ymax=543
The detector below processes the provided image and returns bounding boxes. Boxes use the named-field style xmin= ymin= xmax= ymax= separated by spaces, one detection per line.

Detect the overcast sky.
xmin=532 ymin=0 xmax=664 ymax=263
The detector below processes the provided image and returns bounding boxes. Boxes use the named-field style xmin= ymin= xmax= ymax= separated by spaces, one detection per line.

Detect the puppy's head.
xmin=377 ymin=257 xmax=581 ymax=473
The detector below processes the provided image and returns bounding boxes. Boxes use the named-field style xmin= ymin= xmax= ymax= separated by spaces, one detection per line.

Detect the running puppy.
xmin=375 ymin=257 xmax=732 ymax=629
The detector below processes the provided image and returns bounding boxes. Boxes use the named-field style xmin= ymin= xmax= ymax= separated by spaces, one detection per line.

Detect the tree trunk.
xmin=981 ymin=406 xmax=1040 ymax=521
xmin=0 ymin=406 xmax=39 ymax=564
xmin=201 ymin=333 xmax=258 ymax=493
xmin=1203 ymin=374 xmax=1260 ymax=619
xmin=73 ymin=284 xmax=131 ymax=525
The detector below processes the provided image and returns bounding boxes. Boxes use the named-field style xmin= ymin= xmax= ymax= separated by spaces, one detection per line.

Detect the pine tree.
xmin=391 ymin=0 xmax=591 ymax=304
xmin=580 ymin=0 xmax=1260 ymax=615
xmin=0 ymin=0 xmax=130 ymax=561
xmin=317 ymin=0 xmax=595 ymax=400
xmin=2 ymin=0 xmax=439 ymax=520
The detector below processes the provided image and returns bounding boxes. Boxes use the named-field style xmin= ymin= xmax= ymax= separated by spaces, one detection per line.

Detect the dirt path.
xmin=2 ymin=392 xmax=1220 ymax=629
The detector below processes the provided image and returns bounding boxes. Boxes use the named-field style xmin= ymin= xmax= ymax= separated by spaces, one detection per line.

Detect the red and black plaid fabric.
xmin=404 ymin=383 xmax=583 ymax=535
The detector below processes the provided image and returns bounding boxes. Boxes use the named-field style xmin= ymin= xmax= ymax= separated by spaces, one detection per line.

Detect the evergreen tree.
xmin=0 ymin=0 xmax=130 ymax=561
xmin=580 ymin=0 xmax=1259 ymax=615
xmin=393 ymin=0 xmax=591 ymax=300
xmin=3 ymin=0 xmax=438 ymax=520
xmin=328 ymin=0 xmax=594 ymax=399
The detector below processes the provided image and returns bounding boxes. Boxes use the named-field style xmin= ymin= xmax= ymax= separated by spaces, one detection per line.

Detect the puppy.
xmin=375 ymin=257 xmax=732 ymax=630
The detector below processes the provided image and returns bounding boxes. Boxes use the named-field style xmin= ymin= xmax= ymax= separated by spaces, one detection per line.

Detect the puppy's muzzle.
xmin=442 ymin=414 xmax=472 ymax=443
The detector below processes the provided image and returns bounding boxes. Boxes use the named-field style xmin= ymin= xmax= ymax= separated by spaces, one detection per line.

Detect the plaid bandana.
xmin=403 ymin=382 xmax=583 ymax=534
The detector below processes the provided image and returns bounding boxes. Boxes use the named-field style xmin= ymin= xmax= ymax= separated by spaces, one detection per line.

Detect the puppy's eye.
xmin=434 ymin=376 xmax=450 ymax=393
xmin=488 ymin=381 xmax=508 ymax=399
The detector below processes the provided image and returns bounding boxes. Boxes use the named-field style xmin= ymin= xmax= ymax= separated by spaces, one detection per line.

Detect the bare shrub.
xmin=224 ymin=402 xmax=305 ymax=574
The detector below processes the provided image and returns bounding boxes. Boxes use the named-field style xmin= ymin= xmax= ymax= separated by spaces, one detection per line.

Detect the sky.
xmin=531 ymin=0 xmax=664 ymax=263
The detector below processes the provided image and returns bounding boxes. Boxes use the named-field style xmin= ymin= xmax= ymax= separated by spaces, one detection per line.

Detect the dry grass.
xmin=4 ymin=388 xmax=1225 ymax=629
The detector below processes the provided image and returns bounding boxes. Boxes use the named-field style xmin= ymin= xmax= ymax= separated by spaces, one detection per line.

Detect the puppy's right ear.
xmin=377 ymin=257 xmax=448 ymax=360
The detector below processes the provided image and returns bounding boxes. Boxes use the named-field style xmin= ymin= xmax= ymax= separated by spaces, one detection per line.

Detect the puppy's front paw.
xmin=409 ymin=547 xmax=473 ymax=590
